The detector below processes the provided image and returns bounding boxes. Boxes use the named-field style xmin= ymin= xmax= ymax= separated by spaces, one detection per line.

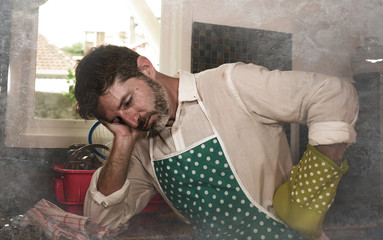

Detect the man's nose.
xmin=120 ymin=110 xmax=139 ymax=128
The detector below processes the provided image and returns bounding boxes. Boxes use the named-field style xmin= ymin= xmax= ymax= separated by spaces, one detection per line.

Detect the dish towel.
xmin=20 ymin=199 xmax=127 ymax=240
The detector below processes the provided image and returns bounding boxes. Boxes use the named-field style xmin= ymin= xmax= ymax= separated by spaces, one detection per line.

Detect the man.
xmin=75 ymin=45 xmax=358 ymax=239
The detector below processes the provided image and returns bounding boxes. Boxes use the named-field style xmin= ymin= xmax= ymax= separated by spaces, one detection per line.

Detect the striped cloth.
xmin=20 ymin=199 xmax=127 ymax=240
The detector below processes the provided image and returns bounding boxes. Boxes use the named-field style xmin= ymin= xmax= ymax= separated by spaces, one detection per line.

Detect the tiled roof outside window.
xmin=36 ymin=34 xmax=77 ymax=78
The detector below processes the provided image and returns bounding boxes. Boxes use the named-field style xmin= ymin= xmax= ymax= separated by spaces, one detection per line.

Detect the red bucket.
xmin=51 ymin=164 xmax=96 ymax=215
xmin=51 ymin=164 xmax=172 ymax=215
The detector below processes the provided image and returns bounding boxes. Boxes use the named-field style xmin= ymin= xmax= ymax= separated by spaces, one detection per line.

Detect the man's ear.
xmin=137 ymin=56 xmax=155 ymax=78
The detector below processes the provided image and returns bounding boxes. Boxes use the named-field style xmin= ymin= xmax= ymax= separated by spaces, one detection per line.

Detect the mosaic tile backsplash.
xmin=191 ymin=22 xmax=292 ymax=73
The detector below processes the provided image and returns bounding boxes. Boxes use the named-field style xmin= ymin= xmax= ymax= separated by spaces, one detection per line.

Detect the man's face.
xmin=95 ymin=76 xmax=170 ymax=132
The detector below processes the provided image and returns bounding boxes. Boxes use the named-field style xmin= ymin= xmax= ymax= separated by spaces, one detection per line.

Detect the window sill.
xmin=5 ymin=119 xmax=96 ymax=148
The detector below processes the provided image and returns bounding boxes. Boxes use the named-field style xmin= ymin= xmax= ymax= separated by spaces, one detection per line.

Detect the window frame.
xmin=5 ymin=1 xmax=95 ymax=148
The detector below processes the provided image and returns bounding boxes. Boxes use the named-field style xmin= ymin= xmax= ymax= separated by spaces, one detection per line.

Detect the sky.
xmin=38 ymin=0 xmax=161 ymax=48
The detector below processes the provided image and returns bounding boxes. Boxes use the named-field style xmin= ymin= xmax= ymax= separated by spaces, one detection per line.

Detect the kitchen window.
xmin=6 ymin=0 xmax=165 ymax=148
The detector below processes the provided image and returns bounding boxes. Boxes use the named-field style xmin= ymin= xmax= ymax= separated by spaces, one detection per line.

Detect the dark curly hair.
xmin=74 ymin=45 xmax=144 ymax=119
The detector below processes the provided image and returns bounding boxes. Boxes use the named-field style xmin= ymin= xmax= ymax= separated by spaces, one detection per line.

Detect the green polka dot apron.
xmin=150 ymin=95 xmax=303 ymax=239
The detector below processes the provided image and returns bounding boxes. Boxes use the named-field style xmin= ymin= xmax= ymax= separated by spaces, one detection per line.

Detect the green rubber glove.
xmin=273 ymin=144 xmax=349 ymax=239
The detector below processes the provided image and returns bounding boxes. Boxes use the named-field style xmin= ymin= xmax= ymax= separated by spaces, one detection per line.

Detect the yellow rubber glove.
xmin=273 ymin=144 xmax=349 ymax=239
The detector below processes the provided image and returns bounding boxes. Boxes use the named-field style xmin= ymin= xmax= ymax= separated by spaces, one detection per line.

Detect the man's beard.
xmin=137 ymin=75 xmax=170 ymax=132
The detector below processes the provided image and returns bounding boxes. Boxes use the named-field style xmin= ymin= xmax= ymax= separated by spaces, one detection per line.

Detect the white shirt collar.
xmin=177 ymin=70 xmax=199 ymax=102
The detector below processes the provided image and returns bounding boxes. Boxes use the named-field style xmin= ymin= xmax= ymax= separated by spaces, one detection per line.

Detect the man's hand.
xmin=99 ymin=119 xmax=140 ymax=139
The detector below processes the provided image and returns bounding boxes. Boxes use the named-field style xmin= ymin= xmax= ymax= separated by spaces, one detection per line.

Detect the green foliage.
xmin=65 ymin=69 xmax=76 ymax=101
xmin=61 ymin=42 xmax=84 ymax=56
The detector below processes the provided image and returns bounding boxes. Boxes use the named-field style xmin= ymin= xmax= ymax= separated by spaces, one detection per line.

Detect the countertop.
xmin=0 ymin=212 xmax=194 ymax=240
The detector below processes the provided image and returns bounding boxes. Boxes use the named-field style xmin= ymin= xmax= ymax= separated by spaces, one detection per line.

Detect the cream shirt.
xmin=84 ymin=63 xmax=358 ymax=229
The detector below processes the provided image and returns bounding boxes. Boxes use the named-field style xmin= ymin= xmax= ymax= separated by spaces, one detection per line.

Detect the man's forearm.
xmin=314 ymin=143 xmax=347 ymax=167
xmin=97 ymin=135 xmax=136 ymax=196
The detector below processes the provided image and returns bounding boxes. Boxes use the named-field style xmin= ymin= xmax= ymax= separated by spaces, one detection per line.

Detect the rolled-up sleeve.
xmin=230 ymin=63 xmax=359 ymax=145
xmin=308 ymin=122 xmax=356 ymax=146
xmin=86 ymin=166 xmax=131 ymax=208
xmin=304 ymin=76 xmax=358 ymax=145
xmin=84 ymin=154 xmax=157 ymax=229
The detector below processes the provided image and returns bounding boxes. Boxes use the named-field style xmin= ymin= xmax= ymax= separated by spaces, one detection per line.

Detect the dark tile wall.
xmin=191 ymin=22 xmax=292 ymax=73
